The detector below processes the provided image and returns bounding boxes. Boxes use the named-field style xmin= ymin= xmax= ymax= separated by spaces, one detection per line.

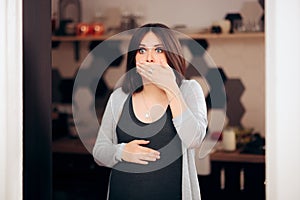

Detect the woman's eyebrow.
xmin=139 ymin=44 xmax=164 ymax=47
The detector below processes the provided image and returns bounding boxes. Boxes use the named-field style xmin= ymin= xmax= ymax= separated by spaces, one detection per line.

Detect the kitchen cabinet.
xmin=52 ymin=32 xmax=264 ymax=41
xmin=52 ymin=138 xmax=111 ymax=200
xmin=53 ymin=152 xmax=111 ymax=200
xmin=198 ymin=150 xmax=265 ymax=200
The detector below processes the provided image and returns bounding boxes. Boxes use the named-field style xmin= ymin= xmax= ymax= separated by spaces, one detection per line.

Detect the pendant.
xmin=145 ymin=112 xmax=150 ymax=119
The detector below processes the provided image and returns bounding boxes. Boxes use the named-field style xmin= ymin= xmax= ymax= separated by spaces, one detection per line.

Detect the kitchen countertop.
xmin=52 ymin=137 xmax=265 ymax=163
xmin=210 ymin=149 xmax=265 ymax=163
xmin=52 ymin=137 xmax=91 ymax=154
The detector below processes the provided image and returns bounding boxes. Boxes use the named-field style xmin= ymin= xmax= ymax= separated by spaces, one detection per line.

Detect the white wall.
xmin=0 ymin=0 xmax=23 ymax=199
xmin=266 ymin=0 xmax=300 ymax=199
xmin=207 ymin=37 xmax=265 ymax=135
xmin=52 ymin=0 xmax=258 ymax=29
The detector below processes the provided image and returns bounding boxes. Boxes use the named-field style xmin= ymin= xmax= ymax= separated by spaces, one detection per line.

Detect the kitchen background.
xmin=51 ymin=0 xmax=265 ymax=199
xmin=52 ymin=0 xmax=265 ymax=136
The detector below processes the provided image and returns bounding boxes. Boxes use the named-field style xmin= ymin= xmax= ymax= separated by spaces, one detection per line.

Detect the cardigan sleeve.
xmin=92 ymin=93 xmax=126 ymax=168
xmin=172 ymin=80 xmax=208 ymax=149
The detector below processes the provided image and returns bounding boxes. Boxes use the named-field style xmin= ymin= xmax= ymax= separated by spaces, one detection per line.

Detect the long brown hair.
xmin=122 ymin=23 xmax=186 ymax=94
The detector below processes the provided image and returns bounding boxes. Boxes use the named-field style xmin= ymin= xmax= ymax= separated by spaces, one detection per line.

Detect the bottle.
xmin=222 ymin=128 xmax=236 ymax=151
xmin=52 ymin=12 xmax=57 ymax=34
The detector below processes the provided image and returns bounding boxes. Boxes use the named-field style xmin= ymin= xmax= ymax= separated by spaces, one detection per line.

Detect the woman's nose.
xmin=146 ymin=50 xmax=154 ymax=62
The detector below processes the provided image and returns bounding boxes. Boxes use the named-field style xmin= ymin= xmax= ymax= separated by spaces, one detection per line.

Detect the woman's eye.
xmin=138 ymin=48 xmax=146 ymax=54
xmin=155 ymin=48 xmax=164 ymax=53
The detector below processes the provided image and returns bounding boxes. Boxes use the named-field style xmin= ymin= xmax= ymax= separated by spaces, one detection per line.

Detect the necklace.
xmin=141 ymin=91 xmax=151 ymax=120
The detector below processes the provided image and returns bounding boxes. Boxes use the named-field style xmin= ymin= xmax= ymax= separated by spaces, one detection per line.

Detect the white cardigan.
xmin=93 ymin=79 xmax=208 ymax=200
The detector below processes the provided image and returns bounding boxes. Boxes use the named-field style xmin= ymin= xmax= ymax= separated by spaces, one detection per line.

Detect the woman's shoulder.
xmin=110 ymin=87 xmax=129 ymax=100
xmin=180 ymin=79 xmax=205 ymax=100
xmin=180 ymin=79 xmax=201 ymax=90
xmin=105 ymin=87 xmax=129 ymax=117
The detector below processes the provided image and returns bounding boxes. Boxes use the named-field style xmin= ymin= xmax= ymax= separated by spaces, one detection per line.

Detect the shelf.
xmin=184 ymin=32 xmax=264 ymax=40
xmin=52 ymin=32 xmax=264 ymax=61
xmin=210 ymin=149 xmax=265 ymax=163
xmin=52 ymin=137 xmax=265 ymax=164
xmin=52 ymin=32 xmax=265 ymax=42
xmin=52 ymin=34 xmax=127 ymax=42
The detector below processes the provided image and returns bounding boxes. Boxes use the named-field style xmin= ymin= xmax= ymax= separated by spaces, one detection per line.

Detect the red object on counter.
xmin=76 ymin=23 xmax=92 ymax=36
xmin=76 ymin=23 xmax=105 ymax=36
xmin=92 ymin=23 xmax=105 ymax=36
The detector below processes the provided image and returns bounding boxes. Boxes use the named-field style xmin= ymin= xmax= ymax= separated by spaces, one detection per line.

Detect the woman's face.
xmin=135 ymin=31 xmax=167 ymax=64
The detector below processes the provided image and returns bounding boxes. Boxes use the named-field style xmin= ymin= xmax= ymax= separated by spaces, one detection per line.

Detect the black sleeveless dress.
xmin=108 ymin=95 xmax=182 ymax=200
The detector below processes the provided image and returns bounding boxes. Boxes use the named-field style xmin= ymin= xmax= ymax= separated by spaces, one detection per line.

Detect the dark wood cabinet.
xmin=53 ymin=152 xmax=111 ymax=200
xmin=199 ymin=151 xmax=265 ymax=200
xmin=52 ymin=137 xmax=110 ymax=199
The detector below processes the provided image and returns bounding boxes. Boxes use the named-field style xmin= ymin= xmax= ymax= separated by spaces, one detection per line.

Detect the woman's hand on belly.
xmin=121 ymin=140 xmax=161 ymax=165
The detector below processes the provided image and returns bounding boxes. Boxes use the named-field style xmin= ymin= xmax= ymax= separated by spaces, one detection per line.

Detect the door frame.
xmin=23 ymin=0 xmax=52 ymax=199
